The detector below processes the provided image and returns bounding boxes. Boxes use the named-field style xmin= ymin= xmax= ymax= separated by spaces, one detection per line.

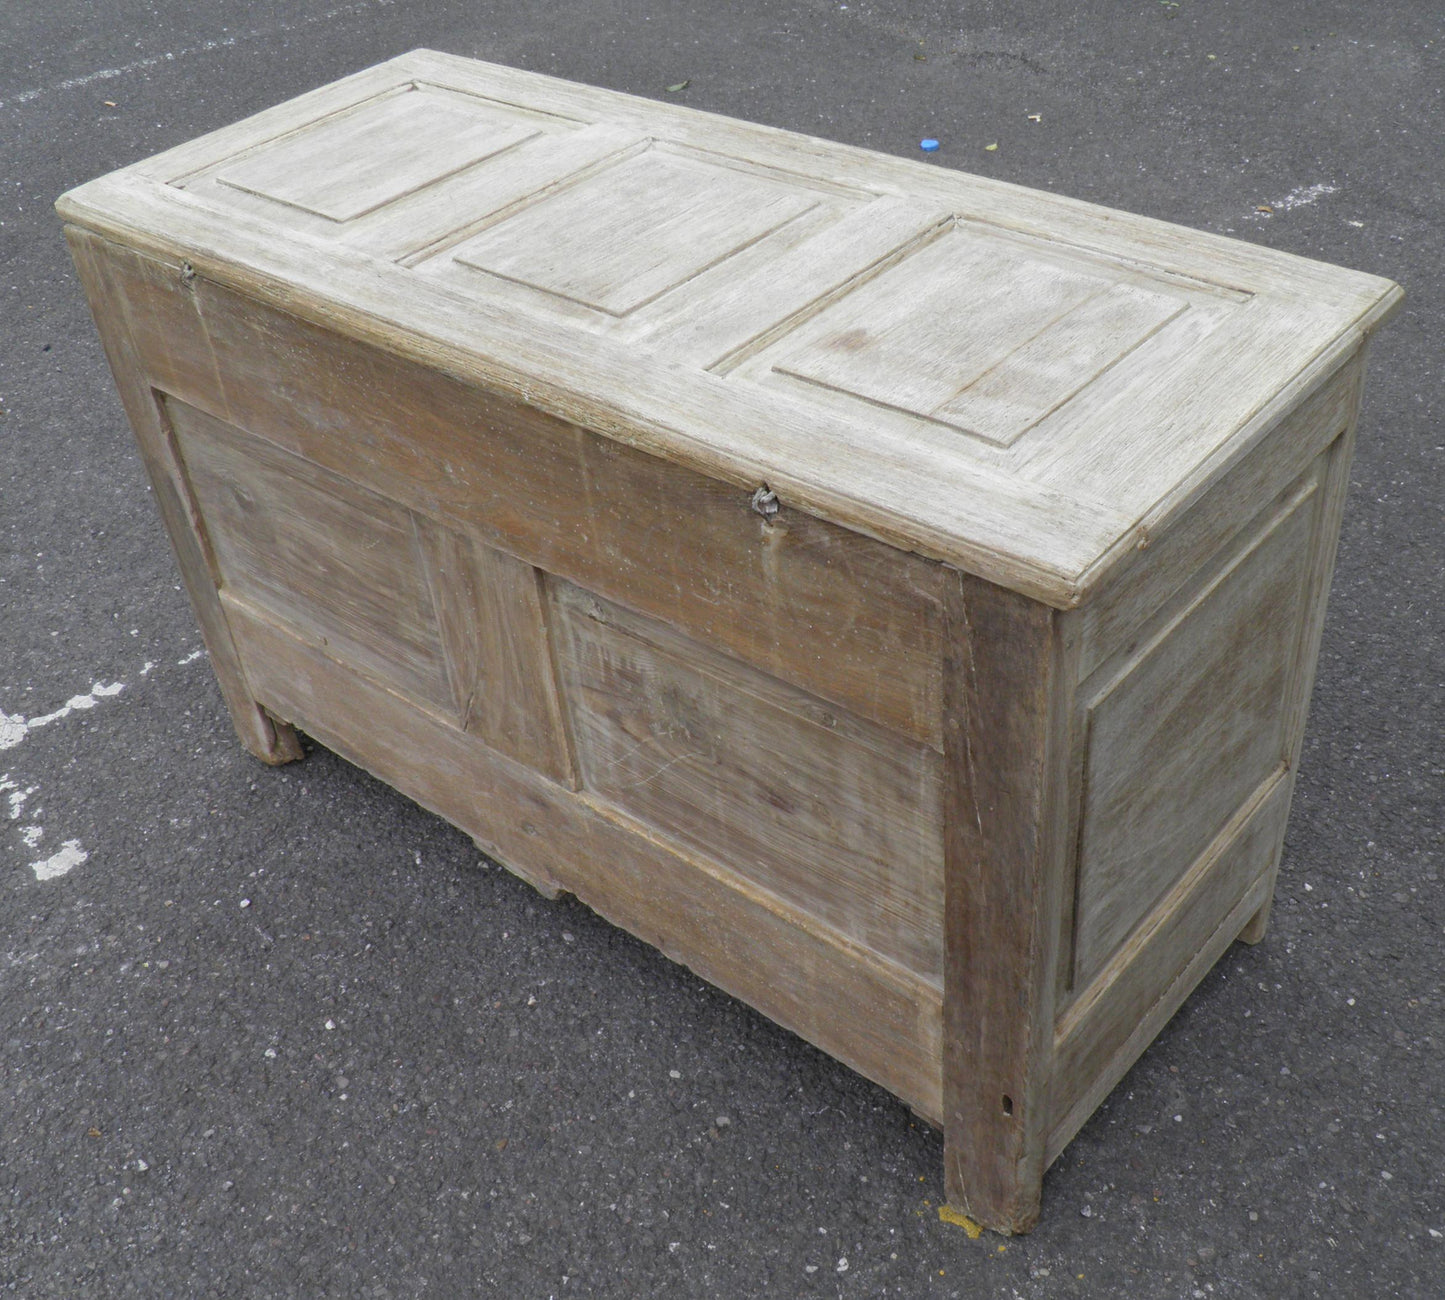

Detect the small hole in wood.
xmin=1001 ymin=1094 xmax=1014 ymax=1117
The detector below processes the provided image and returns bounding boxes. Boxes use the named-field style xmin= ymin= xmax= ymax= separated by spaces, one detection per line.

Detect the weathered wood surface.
xmin=167 ymin=397 xmax=456 ymax=713
xmin=551 ymin=581 xmax=945 ymax=981
xmin=1241 ymin=370 xmax=1366 ymax=944
xmin=765 ymin=235 xmax=1185 ymax=447
xmin=941 ymin=576 xmax=1070 ymax=1234
xmin=225 ymin=595 xmax=946 ymax=1120
xmin=84 ymin=238 xmax=946 ymax=748
xmin=60 ymin=50 xmax=1402 ymax=1234
xmin=215 ymin=87 xmax=540 ymax=223
xmin=450 ymin=145 xmax=819 ymax=315
xmin=1073 ymin=359 xmax=1360 ymax=678
xmin=64 ymin=226 xmax=302 ymax=765
xmin=1068 ymin=476 xmax=1316 ymax=983
xmin=56 ymin=49 xmax=1403 ymax=606
xmin=411 ymin=517 xmax=576 ymax=784
xmin=1049 ymin=776 xmax=1292 ymax=1158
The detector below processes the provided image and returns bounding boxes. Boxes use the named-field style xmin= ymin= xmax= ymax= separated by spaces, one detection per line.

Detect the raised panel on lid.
xmin=764 ymin=226 xmax=1189 ymax=447
xmin=448 ymin=145 xmax=820 ymax=315
xmin=215 ymin=87 xmax=539 ymax=221
xmin=60 ymin=50 xmax=1401 ymax=602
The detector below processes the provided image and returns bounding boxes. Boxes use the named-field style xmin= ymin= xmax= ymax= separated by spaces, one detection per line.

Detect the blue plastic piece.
xmin=920 ymin=138 xmax=940 ymax=152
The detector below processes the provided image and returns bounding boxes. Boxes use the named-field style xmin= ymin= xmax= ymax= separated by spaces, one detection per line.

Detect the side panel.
xmin=1047 ymin=382 xmax=1364 ymax=1156
xmin=1069 ymin=479 xmax=1317 ymax=983
xmin=1049 ymin=778 xmax=1288 ymax=1162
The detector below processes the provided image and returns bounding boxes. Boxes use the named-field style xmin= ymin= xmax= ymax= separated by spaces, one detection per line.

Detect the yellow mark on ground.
xmin=938 ymin=1204 xmax=983 ymax=1238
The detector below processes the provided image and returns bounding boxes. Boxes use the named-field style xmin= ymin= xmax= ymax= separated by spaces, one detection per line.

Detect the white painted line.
xmin=0 ymin=1 xmax=398 ymax=112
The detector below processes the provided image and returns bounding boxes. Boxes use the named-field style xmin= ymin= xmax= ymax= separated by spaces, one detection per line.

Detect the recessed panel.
xmin=768 ymin=227 xmax=1187 ymax=446
xmin=550 ymin=581 xmax=945 ymax=979
xmin=216 ymin=89 xmax=538 ymax=221
xmin=450 ymin=147 xmax=819 ymax=315
xmin=1070 ymin=485 xmax=1318 ymax=983
xmin=164 ymin=396 xmax=453 ymax=712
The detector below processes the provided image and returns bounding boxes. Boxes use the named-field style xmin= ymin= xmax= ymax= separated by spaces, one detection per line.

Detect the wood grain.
xmin=215 ymin=86 xmax=538 ymax=222
xmin=87 ymin=239 xmax=947 ymax=748
xmin=167 ymin=396 xmax=455 ymax=713
xmin=1069 ymin=480 xmax=1316 ymax=982
xmin=941 ymin=574 xmax=1069 ymax=1234
xmin=655 ymin=196 xmax=949 ymax=371
xmin=64 ymin=226 xmax=302 ymax=764
xmin=412 ymin=517 xmax=576 ymax=785
xmin=1241 ymin=365 xmax=1365 ymax=943
xmin=767 ymin=227 xmax=1185 ymax=447
xmin=451 ymin=145 xmax=817 ymax=316
xmin=226 ymin=595 xmax=946 ymax=1120
xmin=1050 ymin=774 xmax=1292 ymax=1156
xmin=937 ymin=283 xmax=1186 ymax=446
xmin=1075 ymin=358 xmax=1362 ymax=678
xmin=551 ymin=581 xmax=944 ymax=980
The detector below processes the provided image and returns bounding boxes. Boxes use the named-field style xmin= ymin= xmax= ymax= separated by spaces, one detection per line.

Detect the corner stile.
xmin=63 ymin=225 xmax=304 ymax=766
xmin=941 ymin=569 xmax=1072 ymax=1233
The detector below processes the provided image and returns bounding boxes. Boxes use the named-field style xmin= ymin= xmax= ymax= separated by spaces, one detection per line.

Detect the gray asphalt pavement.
xmin=2 ymin=2 xmax=1441 ymax=1296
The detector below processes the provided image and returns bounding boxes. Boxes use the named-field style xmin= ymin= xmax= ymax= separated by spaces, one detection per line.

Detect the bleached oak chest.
xmin=59 ymin=51 xmax=1401 ymax=1232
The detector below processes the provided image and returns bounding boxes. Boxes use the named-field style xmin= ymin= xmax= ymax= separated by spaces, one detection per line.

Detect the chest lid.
xmin=57 ymin=50 xmax=1401 ymax=605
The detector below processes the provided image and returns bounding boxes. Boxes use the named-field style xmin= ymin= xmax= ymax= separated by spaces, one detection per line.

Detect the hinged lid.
xmin=57 ymin=50 xmax=1401 ymax=605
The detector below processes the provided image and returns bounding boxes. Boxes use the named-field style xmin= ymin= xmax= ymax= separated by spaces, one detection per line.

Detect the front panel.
xmin=75 ymin=231 xmax=950 ymax=1120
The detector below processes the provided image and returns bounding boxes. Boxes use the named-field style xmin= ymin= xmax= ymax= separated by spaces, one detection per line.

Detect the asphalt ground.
xmin=1 ymin=2 xmax=1441 ymax=1296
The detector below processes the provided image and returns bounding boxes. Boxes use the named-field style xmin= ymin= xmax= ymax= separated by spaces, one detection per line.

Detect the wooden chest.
xmin=58 ymin=50 xmax=1401 ymax=1232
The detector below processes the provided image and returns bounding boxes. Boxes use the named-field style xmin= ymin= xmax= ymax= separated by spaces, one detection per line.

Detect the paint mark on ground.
xmin=0 ymin=1 xmax=396 ymax=112
xmin=32 ymin=839 xmax=87 ymax=881
xmin=1 ymin=672 xmax=137 ymax=877
xmin=1249 ymin=182 xmax=1338 ymax=219
xmin=0 ymin=682 xmax=126 ymax=751
xmin=938 ymin=1204 xmax=984 ymax=1238
xmin=27 ymin=681 xmax=126 ymax=728
xmin=1 ymin=775 xmax=32 ymax=819
xmin=5 ymin=650 xmax=206 ymax=879
xmin=178 ymin=649 xmax=205 ymax=666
